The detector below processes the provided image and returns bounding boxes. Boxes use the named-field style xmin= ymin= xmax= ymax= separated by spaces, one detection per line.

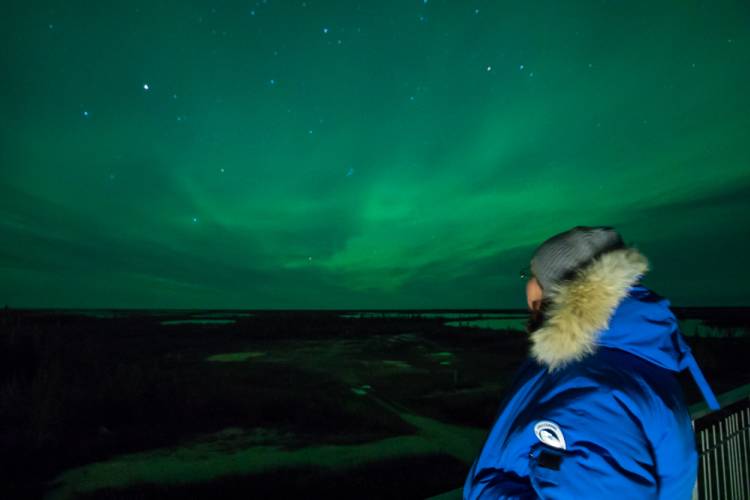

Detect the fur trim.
xmin=529 ymin=247 xmax=650 ymax=372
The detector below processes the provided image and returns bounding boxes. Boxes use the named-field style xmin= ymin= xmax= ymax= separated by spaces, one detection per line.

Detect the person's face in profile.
xmin=525 ymin=276 xmax=545 ymax=334
xmin=526 ymin=276 xmax=543 ymax=312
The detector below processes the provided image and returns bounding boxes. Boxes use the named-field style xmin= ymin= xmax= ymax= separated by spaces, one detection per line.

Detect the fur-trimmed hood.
xmin=530 ymin=246 xmax=653 ymax=371
xmin=528 ymin=244 xmax=721 ymax=409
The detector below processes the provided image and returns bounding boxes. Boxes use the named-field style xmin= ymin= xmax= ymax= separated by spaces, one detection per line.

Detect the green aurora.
xmin=1 ymin=0 xmax=748 ymax=309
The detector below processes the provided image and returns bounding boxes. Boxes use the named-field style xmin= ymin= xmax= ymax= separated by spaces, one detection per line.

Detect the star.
xmin=519 ymin=64 xmax=524 ymax=70
xmin=474 ymin=8 xmax=479 ymax=14
xmin=82 ymin=110 xmax=89 ymax=117
xmin=143 ymin=83 xmax=150 ymax=91
xmin=192 ymin=217 xmax=199 ymax=223
xmin=220 ymin=168 xmax=225 ymax=173
xmin=323 ymin=27 xmax=329 ymax=34
xmin=269 ymin=78 xmax=276 ymax=85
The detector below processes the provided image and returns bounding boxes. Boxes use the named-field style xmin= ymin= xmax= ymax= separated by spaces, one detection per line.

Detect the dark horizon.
xmin=4 ymin=305 xmax=750 ymax=313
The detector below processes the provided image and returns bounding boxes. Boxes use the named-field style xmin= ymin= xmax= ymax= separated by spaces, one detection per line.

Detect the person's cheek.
xmin=526 ymin=280 xmax=536 ymax=311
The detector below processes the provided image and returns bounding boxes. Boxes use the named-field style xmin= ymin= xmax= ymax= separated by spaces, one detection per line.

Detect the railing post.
xmin=691 ymin=388 xmax=750 ymax=500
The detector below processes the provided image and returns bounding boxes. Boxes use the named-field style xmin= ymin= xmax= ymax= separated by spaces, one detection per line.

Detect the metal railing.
xmin=429 ymin=383 xmax=750 ymax=500
xmin=691 ymin=383 xmax=750 ymax=500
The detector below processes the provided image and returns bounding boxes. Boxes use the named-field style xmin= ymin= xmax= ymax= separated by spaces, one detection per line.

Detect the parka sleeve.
xmin=465 ymin=383 xmax=662 ymax=500
xmin=524 ymin=384 xmax=660 ymax=499
xmin=463 ymin=463 xmax=538 ymax=499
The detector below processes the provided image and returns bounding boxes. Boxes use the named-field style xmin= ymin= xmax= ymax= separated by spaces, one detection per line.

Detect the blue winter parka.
xmin=463 ymin=247 xmax=720 ymax=499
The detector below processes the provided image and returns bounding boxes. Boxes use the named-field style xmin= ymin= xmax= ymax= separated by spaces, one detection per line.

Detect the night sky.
xmin=1 ymin=1 xmax=748 ymax=309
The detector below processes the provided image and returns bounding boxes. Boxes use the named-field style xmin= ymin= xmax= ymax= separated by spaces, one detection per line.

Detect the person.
xmin=463 ymin=226 xmax=720 ymax=499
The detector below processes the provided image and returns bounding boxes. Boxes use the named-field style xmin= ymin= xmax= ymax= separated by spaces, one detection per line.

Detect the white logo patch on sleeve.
xmin=534 ymin=420 xmax=567 ymax=450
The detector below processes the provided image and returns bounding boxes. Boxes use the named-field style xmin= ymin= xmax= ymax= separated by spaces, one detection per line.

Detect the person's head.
xmin=523 ymin=225 xmax=627 ymax=332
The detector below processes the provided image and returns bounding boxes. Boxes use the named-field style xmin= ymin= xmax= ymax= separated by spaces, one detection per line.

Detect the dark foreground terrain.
xmin=0 ymin=307 xmax=748 ymax=499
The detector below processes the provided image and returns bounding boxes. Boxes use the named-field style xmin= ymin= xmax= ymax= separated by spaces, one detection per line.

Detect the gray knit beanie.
xmin=530 ymin=226 xmax=626 ymax=295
